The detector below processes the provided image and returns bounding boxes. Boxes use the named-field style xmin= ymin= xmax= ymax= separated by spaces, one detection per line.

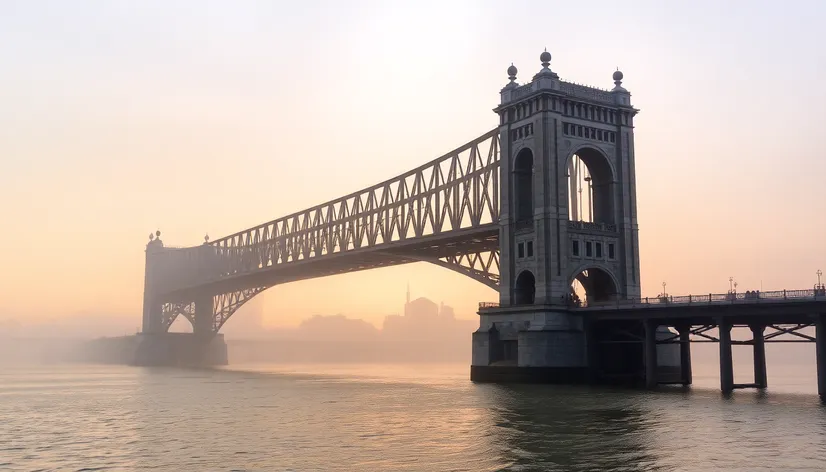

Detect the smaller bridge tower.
xmin=472 ymin=50 xmax=644 ymax=382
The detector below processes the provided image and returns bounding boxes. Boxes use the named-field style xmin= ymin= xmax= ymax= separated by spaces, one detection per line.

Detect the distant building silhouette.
xmin=383 ymin=286 xmax=474 ymax=341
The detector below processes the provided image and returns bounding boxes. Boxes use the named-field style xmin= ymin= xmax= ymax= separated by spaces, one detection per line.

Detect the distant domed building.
xmin=382 ymin=284 xmax=471 ymax=341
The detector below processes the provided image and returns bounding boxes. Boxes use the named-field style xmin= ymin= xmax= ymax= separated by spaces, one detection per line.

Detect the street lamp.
xmin=818 ymin=269 xmax=823 ymax=287
xmin=729 ymin=277 xmax=734 ymax=292
xmin=662 ymin=281 xmax=667 ymax=296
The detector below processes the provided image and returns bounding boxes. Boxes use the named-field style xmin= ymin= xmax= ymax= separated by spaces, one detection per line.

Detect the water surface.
xmin=2 ymin=351 xmax=826 ymax=471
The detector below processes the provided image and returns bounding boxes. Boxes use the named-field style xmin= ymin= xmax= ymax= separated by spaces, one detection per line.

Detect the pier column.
xmin=816 ymin=315 xmax=826 ymax=400
xmin=677 ymin=324 xmax=692 ymax=386
xmin=644 ymin=319 xmax=658 ymax=389
xmin=750 ymin=324 xmax=767 ymax=389
xmin=718 ymin=318 xmax=734 ymax=394
xmin=193 ymin=293 xmax=215 ymax=337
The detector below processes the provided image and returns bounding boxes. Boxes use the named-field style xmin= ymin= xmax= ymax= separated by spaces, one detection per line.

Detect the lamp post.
xmin=662 ymin=281 xmax=667 ymax=297
xmin=729 ymin=277 xmax=734 ymax=293
xmin=818 ymin=269 xmax=823 ymax=287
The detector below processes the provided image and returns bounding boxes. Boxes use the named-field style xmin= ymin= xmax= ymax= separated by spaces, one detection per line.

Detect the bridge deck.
xmin=480 ymin=289 xmax=826 ymax=325
xmin=161 ymin=225 xmax=498 ymax=303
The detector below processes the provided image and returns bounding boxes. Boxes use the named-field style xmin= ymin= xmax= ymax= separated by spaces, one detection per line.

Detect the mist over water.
xmin=2 ymin=344 xmax=826 ymax=471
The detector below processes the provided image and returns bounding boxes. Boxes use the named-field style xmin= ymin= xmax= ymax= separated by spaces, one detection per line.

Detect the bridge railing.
xmin=477 ymin=288 xmax=826 ymax=312
xmin=584 ymin=288 xmax=826 ymax=309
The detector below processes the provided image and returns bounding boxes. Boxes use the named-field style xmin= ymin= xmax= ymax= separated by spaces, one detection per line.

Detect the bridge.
xmin=138 ymin=49 xmax=826 ymax=400
xmin=142 ymin=128 xmax=501 ymax=335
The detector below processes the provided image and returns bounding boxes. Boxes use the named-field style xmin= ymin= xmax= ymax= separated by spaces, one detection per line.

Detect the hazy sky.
xmin=2 ymin=0 xmax=825 ymax=328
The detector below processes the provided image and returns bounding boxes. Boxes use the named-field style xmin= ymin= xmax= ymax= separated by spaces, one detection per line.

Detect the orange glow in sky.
xmin=1 ymin=0 xmax=825 ymax=329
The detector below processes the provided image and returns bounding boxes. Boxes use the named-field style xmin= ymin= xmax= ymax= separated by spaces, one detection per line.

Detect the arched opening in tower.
xmin=570 ymin=267 xmax=618 ymax=307
xmin=513 ymin=149 xmax=533 ymax=223
xmin=567 ymin=148 xmax=614 ymax=224
xmin=514 ymin=270 xmax=536 ymax=305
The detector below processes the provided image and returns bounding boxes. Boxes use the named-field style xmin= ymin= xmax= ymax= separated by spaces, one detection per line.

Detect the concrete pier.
xmin=471 ymin=309 xmax=682 ymax=386
xmin=678 ymin=325 xmax=692 ymax=386
xmin=750 ymin=325 xmax=767 ymax=389
xmin=816 ymin=315 xmax=826 ymax=400
xmin=470 ymin=309 xmax=590 ymax=383
xmin=718 ymin=318 xmax=734 ymax=394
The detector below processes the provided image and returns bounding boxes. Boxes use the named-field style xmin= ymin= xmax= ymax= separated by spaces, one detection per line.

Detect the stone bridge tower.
xmin=472 ymin=50 xmax=642 ymax=382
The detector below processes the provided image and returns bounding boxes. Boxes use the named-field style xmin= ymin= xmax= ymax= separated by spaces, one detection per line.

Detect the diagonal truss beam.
xmin=212 ymin=287 xmax=267 ymax=333
xmin=161 ymin=301 xmax=195 ymax=330
xmin=386 ymin=248 xmax=500 ymax=290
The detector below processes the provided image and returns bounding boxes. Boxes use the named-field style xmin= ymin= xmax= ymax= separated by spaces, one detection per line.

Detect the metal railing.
xmin=583 ymin=288 xmax=826 ymax=310
xmin=477 ymin=288 xmax=826 ymax=312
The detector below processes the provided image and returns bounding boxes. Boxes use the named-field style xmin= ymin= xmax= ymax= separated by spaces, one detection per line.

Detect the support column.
xmin=750 ymin=324 xmax=767 ymax=389
xmin=193 ymin=293 xmax=214 ymax=337
xmin=644 ymin=319 xmax=658 ymax=389
xmin=718 ymin=318 xmax=734 ymax=394
xmin=677 ymin=324 xmax=692 ymax=386
xmin=816 ymin=315 xmax=826 ymax=400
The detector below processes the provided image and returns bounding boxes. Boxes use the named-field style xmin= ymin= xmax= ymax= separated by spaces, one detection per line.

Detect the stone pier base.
xmin=471 ymin=307 xmax=683 ymax=386
xmin=132 ymin=333 xmax=228 ymax=367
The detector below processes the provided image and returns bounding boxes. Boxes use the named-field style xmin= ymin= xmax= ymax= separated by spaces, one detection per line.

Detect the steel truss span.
xmin=150 ymin=129 xmax=501 ymax=333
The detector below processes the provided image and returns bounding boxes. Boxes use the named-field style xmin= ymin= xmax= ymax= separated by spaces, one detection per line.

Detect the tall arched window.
xmin=513 ymin=149 xmax=533 ymax=222
xmin=567 ymin=147 xmax=615 ymax=224
xmin=514 ymin=270 xmax=536 ymax=305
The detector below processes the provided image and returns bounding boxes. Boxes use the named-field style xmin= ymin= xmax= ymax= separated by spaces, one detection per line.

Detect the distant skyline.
xmin=0 ymin=287 xmax=474 ymax=338
xmin=2 ymin=0 xmax=825 ymax=327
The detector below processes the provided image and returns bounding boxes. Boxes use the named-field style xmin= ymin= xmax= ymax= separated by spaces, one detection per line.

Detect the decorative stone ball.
xmin=540 ymin=50 xmax=552 ymax=64
xmin=507 ymin=64 xmax=518 ymax=77
xmin=613 ymin=70 xmax=624 ymax=82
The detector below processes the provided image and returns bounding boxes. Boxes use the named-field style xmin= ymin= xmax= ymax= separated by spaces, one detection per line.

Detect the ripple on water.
xmin=2 ymin=363 xmax=826 ymax=471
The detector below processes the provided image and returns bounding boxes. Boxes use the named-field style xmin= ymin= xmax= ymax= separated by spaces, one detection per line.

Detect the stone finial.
xmin=149 ymin=233 xmax=154 ymax=241
xmin=533 ymin=48 xmax=559 ymax=80
xmin=507 ymin=63 xmax=518 ymax=83
xmin=613 ymin=69 xmax=623 ymax=86
xmin=612 ymin=68 xmax=628 ymax=93
xmin=155 ymin=230 xmax=161 ymax=238
xmin=540 ymin=48 xmax=551 ymax=69
xmin=204 ymin=234 xmax=210 ymax=243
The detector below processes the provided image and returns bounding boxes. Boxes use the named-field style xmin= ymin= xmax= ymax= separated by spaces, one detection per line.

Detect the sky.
xmin=1 ymin=0 xmax=825 ymax=329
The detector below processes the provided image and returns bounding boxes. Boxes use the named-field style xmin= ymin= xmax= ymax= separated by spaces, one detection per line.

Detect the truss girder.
xmin=149 ymin=130 xmax=501 ymax=296
xmin=161 ymin=301 xmax=195 ymax=330
xmin=407 ymin=249 xmax=500 ymax=290
xmin=212 ymin=287 xmax=267 ymax=333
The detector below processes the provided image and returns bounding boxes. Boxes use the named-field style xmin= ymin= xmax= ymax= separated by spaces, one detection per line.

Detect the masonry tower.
xmin=472 ymin=50 xmax=645 ymax=381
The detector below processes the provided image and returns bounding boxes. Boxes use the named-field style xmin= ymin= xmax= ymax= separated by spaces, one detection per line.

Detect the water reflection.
xmin=479 ymin=384 xmax=660 ymax=471
xmin=5 ymin=363 xmax=826 ymax=471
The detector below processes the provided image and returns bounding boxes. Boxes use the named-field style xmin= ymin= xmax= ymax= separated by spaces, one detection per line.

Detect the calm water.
xmin=3 ymin=347 xmax=826 ymax=471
